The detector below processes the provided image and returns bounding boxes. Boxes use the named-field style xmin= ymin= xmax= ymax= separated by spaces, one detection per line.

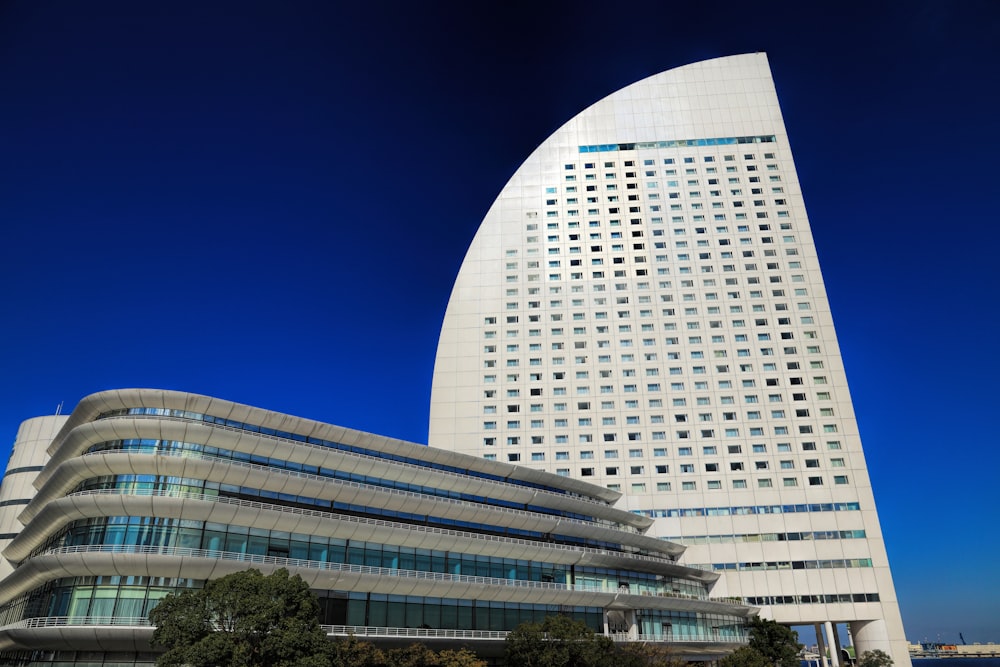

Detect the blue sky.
xmin=1 ymin=0 xmax=998 ymax=644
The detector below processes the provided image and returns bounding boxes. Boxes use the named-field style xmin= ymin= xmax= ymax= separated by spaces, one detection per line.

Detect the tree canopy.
xmin=326 ymin=636 xmax=486 ymax=667
xmin=858 ymin=649 xmax=894 ymax=667
xmin=745 ymin=617 xmax=802 ymax=667
xmin=505 ymin=615 xmax=616 ymax=667
xmin=149 ymin=568 xmax=330 ymax=667
xmin=616 ymin=641 xmax=689 ymax=667
xmin=151 ymin=573 xmax=488 ymax=667
xmin=719 ymin=646 xmax=775 ymax=667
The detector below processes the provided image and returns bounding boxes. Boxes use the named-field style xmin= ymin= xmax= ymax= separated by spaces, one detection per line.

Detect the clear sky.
xmin=1 ymin=0 xmax=997 ymax=645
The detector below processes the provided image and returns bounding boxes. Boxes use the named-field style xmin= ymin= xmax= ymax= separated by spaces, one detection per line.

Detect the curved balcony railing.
xmin=1 ymin=616 xmax=151 ymax=629
xmin=56 ymin=488 xmax=709 ymax=574
xmin=0 ymin=617 xmax=746 ymax=644
xmin=100 ymin=413 xmax=634 ymax=518
xmin=324 ymin=625 xmax=744 ymax=644
xmin=77 ymin=447 xmax=643 ymax=537
xmin=33 ymin=543 xmax=730 ymax=605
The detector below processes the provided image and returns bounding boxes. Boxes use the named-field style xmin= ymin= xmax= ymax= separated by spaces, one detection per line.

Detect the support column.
xmin=851 ymin=619 xmax=905 ymax=666
xmin=825 ymin=622 xmax=841 ymax=667
xmin=627 ymin=609 xmax=638 ymax=640
xmin=816 ymin=622 xmax=830 ymax=667
xmin=833 ymin=624 xmax=844 ymax=665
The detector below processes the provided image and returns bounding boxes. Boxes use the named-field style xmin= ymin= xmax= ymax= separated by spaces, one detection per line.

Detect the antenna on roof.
xmin=55 ymin=401 xmax=63 ymax=416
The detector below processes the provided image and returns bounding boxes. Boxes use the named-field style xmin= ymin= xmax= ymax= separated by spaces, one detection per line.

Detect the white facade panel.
xmin=0 ymin=416 xmax=66 ymax=580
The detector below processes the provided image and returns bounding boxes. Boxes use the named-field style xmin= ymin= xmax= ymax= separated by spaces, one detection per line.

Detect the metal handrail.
xmin=4 ymin=616 xmax=150 ymax=628
xmin=0 ymin=617 xmax=746 ymax=644
xmin=322 ymin=625 xmax=509 ymax=640
xmin=37 ymin=543 xmax=723 ymax=603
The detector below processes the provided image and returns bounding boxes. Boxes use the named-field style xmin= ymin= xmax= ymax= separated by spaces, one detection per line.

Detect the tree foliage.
xmin=858 ymin=649 xmax=894 ymax=667
xmin=326 ymin=636 xmax=486 ymax=667
xmin=745 ymin=617 xmax=802 ymax=667
xmin=328 ymin=634 xmax=385 ymax=667
xmin=149 ymin=568 xmax=330 ymax=667
xmin=617 ymin=641 xmax=690 ymax=667
xmin=719 ymin=646 xmax=773 ymax=667
xmin=436 ymin=648 xmax=489 ymax=667
xmin=384 ymin=643 xmax=442 ymax=667
xmin=505 ymin=615 xmax=616 ymax=667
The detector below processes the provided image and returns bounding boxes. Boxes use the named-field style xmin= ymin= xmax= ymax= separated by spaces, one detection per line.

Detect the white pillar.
xmin=825 ymin=621 xmax=841 ymax=667
xmin=851 ymin=616 xmax=912 ymax=667
xmin=816 ymin=622 xmax=830 ymax=667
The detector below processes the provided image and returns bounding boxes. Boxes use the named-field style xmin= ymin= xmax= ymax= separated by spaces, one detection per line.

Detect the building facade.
xmin=429 ymin=53 xmax=909 ymax=666
xmin=0 ymin=389 xmax=753 ymax=666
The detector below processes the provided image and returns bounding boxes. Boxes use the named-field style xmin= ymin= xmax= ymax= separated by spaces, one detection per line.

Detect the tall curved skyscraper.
xmin=430 ymin=53 xmax=909 ymax=666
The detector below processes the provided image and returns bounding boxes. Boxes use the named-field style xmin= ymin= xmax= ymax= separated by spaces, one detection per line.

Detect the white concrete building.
xmin=429 ymin=53 xmax=909 ymax=667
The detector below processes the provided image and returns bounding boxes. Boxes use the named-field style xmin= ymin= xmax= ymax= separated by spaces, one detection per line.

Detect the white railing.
xmin=37 ymin=544 xmax=730 ymax=604
xmin=0 ymin=617 xmax=745 ymax=644
xmin=1 ymin=616 xmax=151 ymax=629
xmin=322 ymin=625 xmax=509 ymax=640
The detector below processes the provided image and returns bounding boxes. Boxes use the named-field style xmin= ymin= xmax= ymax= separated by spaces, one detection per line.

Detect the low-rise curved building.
xmin=0 ymin=389 xmax=754 ymax=666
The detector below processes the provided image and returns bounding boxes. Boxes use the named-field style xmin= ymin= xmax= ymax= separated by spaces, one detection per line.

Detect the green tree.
xmin=436 ymin=648 xmax=488 ymax=667
xmin=617 ymin=642 xmax=689 ymax=667
xmin=385 ymin=643 xmax=440 ymax=667
xmin=326 ymin=637 xmax=487 ymax=667
xmin=328 ymin=634 xmax=385 ymax=667
xmin=505 ymin=615 xmax=615 ymax=667
xmin=719 ymin=646 xmax=772 ymax=667
xmin=149 ymin=568 xmax=331 ymax=667
xmin=745 ymin=617 xmax=802 ymax=667
xmin=858 ymin=649 xmax=894 ymax=667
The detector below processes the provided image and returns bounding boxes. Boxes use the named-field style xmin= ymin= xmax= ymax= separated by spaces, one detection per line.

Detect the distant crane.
xmin=960 ymin=633 xmax=966 ymax=645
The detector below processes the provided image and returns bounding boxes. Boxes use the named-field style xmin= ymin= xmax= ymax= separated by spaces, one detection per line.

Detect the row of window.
xmin=71 ymin=475 xmax=622 ymax=550
xmin=498 ymin=278 xmax=806 ymax=303
xmin=635 ymin=502 xmax=860 ymax=519
xmin=49 ymin=516 xmax=682 ymax=593
xmin=528 ymin=222 xmax=792 ymax=247
xmin=485 ymin=315 xmax=818 ymax=336
xmin=573 ymin=475 xmax=847 ymax=491
xmin=485 ymin=374 xmax=831 ymax=387
xmin=744 ymin=593 xmax=880 ymax=606
xmin=488 ymin=406 xmax=833 ymax=420
xmin=489 ymin=262 xmax=807 ymax=301
xmin=663 ymin=530 xmax=867 ymax=545
xmin=84 ymin=439 xmax=598 ymax=524
xmin=491 ymin=394 xmax=833 ymax=410
xmin=575 ymin=134 xmax=777 ymax=153
xmin=485 ymin=442 xmax=844 ymax=457
xmin=526 ymin=207 xmax=788 ymax=237
xmin=711 ymin=558 xmax=872 ymax=571
xmin=545 ymin=202 xmax=788 ymax=216
xmin=97 ymin=408 xmax=573 ymax=497
xmin=485 ymin=424 xmax=841 ymax=438
xmin=475 ymin=462 xmax=849 ymax=491
xmin=490 ymin=455 xmax=847 ymax=471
